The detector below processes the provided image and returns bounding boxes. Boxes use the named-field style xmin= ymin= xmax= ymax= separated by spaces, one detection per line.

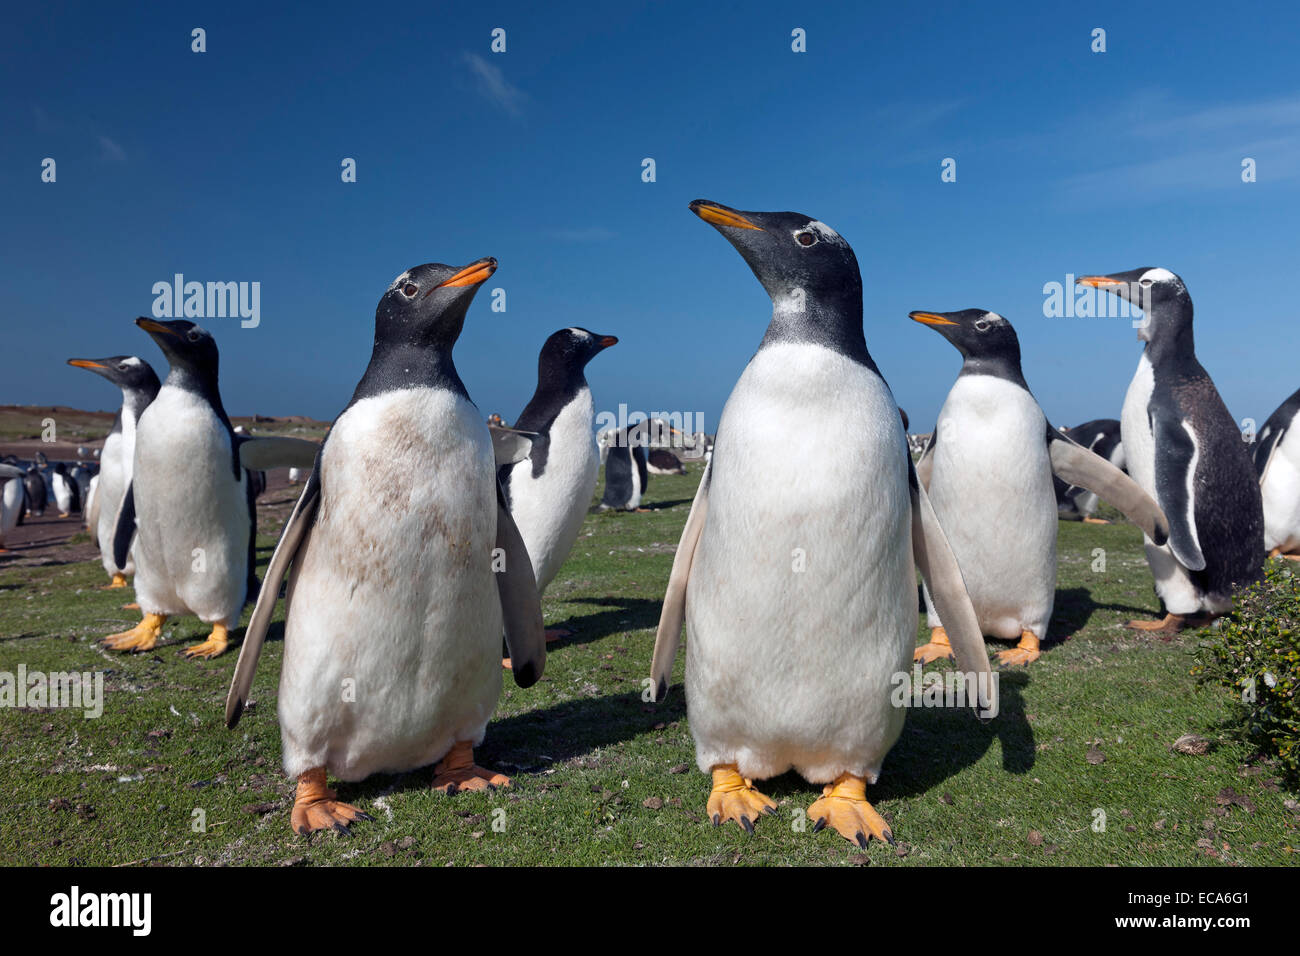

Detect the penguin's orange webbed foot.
xmin=913 ymin=626 xmax=954 ymax=664
xmin=807 ymin=773 xmax=893 ymax=848
xmin=102 ymin=613 xmax=166 ymax=652
xmin=183 ymin=623 xmax=229 ymax=659
xmin=431 ymin=741 xmax=511 ymax=794
xmin=102 ymin=573 xmax=129 ymax=590
xmin=996 ymin=630 xmax=1041 ymax=667
xmin=1082 ymin=517 xmax=1111 ymax=525
xmin=1126 ymin=613 xmax=1187 ymax=633
xmin=706 ymin=764 xmax=777 ymax=833
xmin=291 ymin=768 xmax=371 ymax=835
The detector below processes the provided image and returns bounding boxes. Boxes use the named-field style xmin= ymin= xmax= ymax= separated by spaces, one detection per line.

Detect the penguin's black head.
xmin=688 ymin=200 xmax=863 ymax=314
xmin=1076 ymin=267 xmax=1191 ymax=345
xmin=539 ymin=327 xmax=618 ymax=374
xmin=375 ymin=259 xmax=496 ymax=349
xmin=67 ymin=355 xmax=161 ymax=395
xmin=910 ymin=309 xmax=1021 ymax=363
xmin=136 ymin=318 xmax=220 ymax=378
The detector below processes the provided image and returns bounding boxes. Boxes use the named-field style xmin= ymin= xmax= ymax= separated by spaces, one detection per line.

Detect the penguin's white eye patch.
xmin=795 ymin=231 xmax=816 ymax=247
xmin=186 ymin=330 xmax=201 ymax=342
xmin=402 ymin=283 xmax=418 ymax=297
xmin=974 ymin=319 xmax=991 ymax=332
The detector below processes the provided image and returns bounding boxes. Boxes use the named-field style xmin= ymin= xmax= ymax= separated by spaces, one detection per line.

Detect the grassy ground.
xmin=1 ymin=464 xmax=1296 ymax=867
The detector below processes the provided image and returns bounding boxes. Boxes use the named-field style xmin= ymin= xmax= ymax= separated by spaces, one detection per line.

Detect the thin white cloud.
xmin=98 ymin=136 xmax=127 ymax=162
xmin=462 ymin=52 xmax=526 ymax=116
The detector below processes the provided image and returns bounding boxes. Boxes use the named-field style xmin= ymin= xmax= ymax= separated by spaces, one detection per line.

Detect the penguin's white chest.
xmin=277 ymin=387 xmax=503 ymax=782
xmin=684 ymin=342 xmax=915 ymax=784
xmin=926 ymin=374 xmax=1056 ymax=639
xmin=1261 ymin=418 xmax=1300 ymax=552
xmin=52 ymin=473 xmax=73 ymax=511
xmin=131 ymin=387 xmax=248 ymax=622
xmin=97 ymin=412 xmax=137 ymax=575
xmin=507 ymin=387 xmax=598 ymax=591
xmin=1121 ymin=354 xmax=1158 ymax=499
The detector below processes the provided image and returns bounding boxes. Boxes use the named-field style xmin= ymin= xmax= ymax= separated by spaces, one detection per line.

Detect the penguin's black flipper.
xmin=649 ymin=459 xmax=712 ymax=703
xmin=1045 ymin=425 xmax=1169 ymax=545
xmin=494 ymin=479 xmax=546 ymax=688
xmin=907 ymin=459 xmax=997 ymax=720
xmin=226 ymin=464 xmax=321 ymax=728
xmin=111 ymin=483 xmax=136 ymax=570
xmin=1150 ymin=412 xmax=1208 ymax=572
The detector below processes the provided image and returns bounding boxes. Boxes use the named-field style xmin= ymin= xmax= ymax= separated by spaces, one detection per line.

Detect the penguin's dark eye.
xmin=187 ymin=330 xmax=200 ymax=342
xmin=974 ymin=320 xmax=990 ymax=332
xmin=1140 ymin=278 xmax=1153 ymax=287
xmin=795 ymin=231 xmax=816 ymax=247
xmin=118 ymin=363 xmax=129 ymax=371
xmin=402 ymin=283 xmax=418 ymax=297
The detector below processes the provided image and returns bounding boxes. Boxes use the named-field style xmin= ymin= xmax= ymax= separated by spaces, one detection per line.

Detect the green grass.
xmin=1 ymin=465 xmax=1296 ymax=866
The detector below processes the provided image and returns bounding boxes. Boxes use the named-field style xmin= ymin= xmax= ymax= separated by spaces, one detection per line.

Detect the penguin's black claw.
xmin=883 ymin=829 xmax=896 ymax=846
xmin=354 ymin=812 xmax=374 ymax=822
xmin=445 ymin=783 xmax=459 ymax=796
xmin=762 ymin=805 xmax=778 ymax=816
xmin=740 ymin=815 xmax=754 ymax=834
xmin=855 ymin=831 xmax=868 ymax=849
xmin=711 ymin=814 xmax=721 ymax=826
xmin=811 ymin=817 xmax=827 ymax=834
xmin=333 ymin=822 xmax=352 ymax=836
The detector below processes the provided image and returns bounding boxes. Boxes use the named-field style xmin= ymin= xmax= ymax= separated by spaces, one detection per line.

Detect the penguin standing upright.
xmin=501 ymin=327 xmax=617 ymax=593
xmin=1056 ymin=419 xmax=1126 ymax=522
xmin=1078 ymin=268 xmax=1264 ymax=629
xmin=22 ymin=466 xmax=46 ymax=518
xmin=600 ymin=421 xmax=650 ymax=511
xmin=908 ymin=309 xmax=1168 ymax=666
xmin=226 ymin=258 xmax=546 ymax=835
xmin=650 ymin=201 xmax=995 ymax=847
xmin=1253 ymin=386 xmax=1300 ymax=559
xmin=51 ymin=463 xmax=80 ymax=517
xmin=102 ymin=319 xmax=252 ymax=659
xmin=0 ymin=464 xmax=25 ymax=550
xmin=67 ymin=356 xmax=161 ymax=587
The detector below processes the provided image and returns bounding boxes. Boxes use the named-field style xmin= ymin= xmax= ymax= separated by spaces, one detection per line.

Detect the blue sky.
xmin=4 ymin=1 xmax=1298 ymax=433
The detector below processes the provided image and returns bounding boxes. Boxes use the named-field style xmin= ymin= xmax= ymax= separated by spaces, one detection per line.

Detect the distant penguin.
xmin=647 ymin=448 xmax=686 ymax=475
xmin=0 ymin=464 xmax=25 ymax=550
xmin=23 ymin=466 xmax=46 ymax=518
xmin=600 ymin=422 xmax=650 ymax=511
xmin=67 ymin=356 xmax=162 ymax=587
xmin=50 ymin=463 xmax=80 ymax=517
xmin=233 ymin=426 xmax=267 ymax=500
xmin=103 ymin=320 xmax=252 ymax=659
xmin=650 ymin=200 xmax=994 ymax=848
xmin=1254 ymin=385 xmax=1300 ymax=559
xmin=71 ymin=463 xmax=92 ymax=503
xmin=1079 ymin=268 xmax=1264 ymax=630
xmin=1055 ymin=419 xmax=1125 ymax=522
xmin=909 ymin=309 xmax=1168 ymax=666
xmin=500 ymin=328 xmax=617 ymax=649
xmin=226 ymin=257 xmax=545 ymax=835
xmin=287 ymin=467 xmax=304 ymax=484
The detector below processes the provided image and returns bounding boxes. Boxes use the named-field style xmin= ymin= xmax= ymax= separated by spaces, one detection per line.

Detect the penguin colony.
xmin=7 ymin=200 xmax=1287 ymax=848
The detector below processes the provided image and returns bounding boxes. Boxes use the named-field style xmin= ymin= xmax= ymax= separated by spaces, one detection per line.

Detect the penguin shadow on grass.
xmin=542 ymin=596 xmax=663 ymax=650
xmin=1050 ymin=586 xmax=1154 ymax=638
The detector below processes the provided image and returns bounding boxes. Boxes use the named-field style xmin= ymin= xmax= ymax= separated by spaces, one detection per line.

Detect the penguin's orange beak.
xmin=600 ymin=336 xmax=618 ymax=348
xmin=909 ymin=312 xmax=959 ymax=327
xmin=136 ymin=318 xmax=181 ymax=338
xmin=690 ymin=202 xmax=764 ymax=231
xmin=1075 ymin=276 xmax=1124 ymax=288
xmin=67 ymin=359 xmax=107 ymax=369
xmin=429 ymin=258 xmax=497 ymax=294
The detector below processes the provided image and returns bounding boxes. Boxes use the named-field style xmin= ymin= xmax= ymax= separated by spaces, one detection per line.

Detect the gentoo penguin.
xmin=67 ymin=356 xmax=161 ymax=587
xmin=232 ymin=426 xmax=267 ymax=500
xmin=650 ymin=200 xmax=995 ymax=847
xmin=225 ymin=258 xmax=546 ymax=835
xmin=50 ymin=463 xmax=80 ymax=517
xmin=1055 ymin=419 xmax=1125 ymax=522
xmin=600 ymin=421 xmax=650 ymax=511
xmin=103 ymin=319 xmax=253 ymax=659
xmin=501 ymin=327 xmax=617 ymax=590
xmin=909 ymin=309 xmax=1168 ymax=666
xmin=22 ymin=466 xmax=46 ymax=518
xmin=500 ymin=327 xmax=617 ymax=646
xmin=1078 ymin=268 xmax=1264 ymax=630
xmin=647 ymin=448 xmax=686 ymax=475
xmin=0 ymin=463 xmax=25 ymax=550
xmin=1253 ymin=386 xmax=1300 ymax=559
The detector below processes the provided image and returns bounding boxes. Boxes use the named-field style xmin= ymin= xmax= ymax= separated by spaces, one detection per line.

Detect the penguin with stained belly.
xmin=102 ymin=319 xmax=252 ymax=659
xmin=66 ymin=356 xmax=161 ymax=587
xmin=51 ymin=463 xmax=80 ymax=517
xmin=1253 ymin=386 xmax=1300 ymax=560
xmin=225 ymin=258 xmax=546 ymax=835
xmin=600 ymin=421 xmax=650 ymax=511
xmin=1078 ymin=269 xmax=1265 ymax=630
xmin=500 ymin=327 xmax=617 ymax=627
xmin=908 ymin=309 xmax=1169 ymax=666
xmin=650 ymin=200 xmax=996 ymax=847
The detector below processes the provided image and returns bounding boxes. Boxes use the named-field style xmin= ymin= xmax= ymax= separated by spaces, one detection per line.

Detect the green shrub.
xmin=1192 ymin=561 xmax=1300 ymax=784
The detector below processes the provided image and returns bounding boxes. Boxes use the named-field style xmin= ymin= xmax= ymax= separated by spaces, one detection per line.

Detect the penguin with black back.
xmin=650 ymin=200 xmax=995 ymax=848
xmin=1253 ymin=386 xmax=1300 ymax=560
xmin=909 ymin=309 xmax=1168 ymax=665
xmin=1077 ymin=268 xmax=1264 ymax=630
xmin=600 ymin=420 xmax=651 ymax=511
xmin=225 ymin=258 xmax=546 ymax=835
